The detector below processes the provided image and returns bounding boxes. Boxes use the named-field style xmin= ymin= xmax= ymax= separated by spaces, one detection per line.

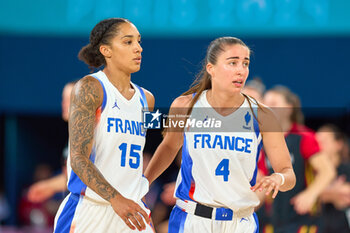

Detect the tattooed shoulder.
xmin=71 ymin=76 xmax=103 ymax=111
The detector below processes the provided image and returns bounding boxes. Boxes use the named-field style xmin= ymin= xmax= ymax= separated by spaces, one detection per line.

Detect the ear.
xmin=99 ymin=45 xmax=112 ymax=58
xmin=206 ymin=63 xmax=214 ymax=76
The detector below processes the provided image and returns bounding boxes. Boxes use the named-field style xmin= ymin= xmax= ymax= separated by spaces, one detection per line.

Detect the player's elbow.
xmin=69 ymin=153 xmax=86 ymax=175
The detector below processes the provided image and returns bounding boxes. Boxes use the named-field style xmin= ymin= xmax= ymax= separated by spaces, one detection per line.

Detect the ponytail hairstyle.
xmin=78 ymin=18 xmax=131 ymax=71
xmin=268 ymin=85 xmax=304 ymax=124
xmin=182 ymin=37 xmax=250 ymax=115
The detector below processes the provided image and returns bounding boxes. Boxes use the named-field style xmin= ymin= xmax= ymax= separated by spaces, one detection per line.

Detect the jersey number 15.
xmin=119 ymin=143 xmax=141 ymax=169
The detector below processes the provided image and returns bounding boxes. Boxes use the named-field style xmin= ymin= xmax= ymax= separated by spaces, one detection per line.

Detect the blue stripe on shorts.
xmin=54 ymin=193 xmax=80 ymax=233
xmin=168 ymin=206 xmax=187 ymax=233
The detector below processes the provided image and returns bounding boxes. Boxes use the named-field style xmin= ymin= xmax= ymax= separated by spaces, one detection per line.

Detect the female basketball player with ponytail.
xmin=54 ymin=18 xmax=155 ymax=233
xmin=144 ymin=37 xmax=296 ymax=233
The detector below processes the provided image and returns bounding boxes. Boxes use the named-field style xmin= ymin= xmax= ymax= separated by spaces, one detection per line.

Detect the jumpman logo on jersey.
xmin=240 ymin=217 xmax=248 ymax=223
xmin=112 ymin=99 xmax=120 ymax=109
xmin=203 ymin=115 xmax=209 ymax=122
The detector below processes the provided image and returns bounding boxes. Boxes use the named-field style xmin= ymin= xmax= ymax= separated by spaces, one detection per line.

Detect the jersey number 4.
xmin=119 ymin=143 xmax=141 ymax=169
xmin=215 ymin=159 xmax=230 ymax=182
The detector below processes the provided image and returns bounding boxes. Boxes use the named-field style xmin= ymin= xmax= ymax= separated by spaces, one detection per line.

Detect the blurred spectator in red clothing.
xmin=258 ymin=86 xmax=335 ymax=233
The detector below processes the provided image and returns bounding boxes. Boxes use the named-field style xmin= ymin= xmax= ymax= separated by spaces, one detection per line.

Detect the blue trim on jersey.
xmin=175 ymin=134 xmax=195 ymax=201
xmin=250 ymin=105 xmax=262 ymax=186
xmin=67 ymin=147 xmax=96 ymax=194
xmin=253 ymin=212 xmax=259 ymax=233
xmin=250 ymin=140 xmax=263 ymax=186
xmin=54 ymin=193 xmax=80 ymax=233
xmin=90 ymin=74 xmax=107 ymax=113
xmin=141 ymin=199 xmax=149 ymax=210
xmin=168 ymin=206 xmax=187 ymax=233
xmin=253 ymin=107 xmax=259 ymax=138
xmin=133 ymin=83 xmax=148 ymax=111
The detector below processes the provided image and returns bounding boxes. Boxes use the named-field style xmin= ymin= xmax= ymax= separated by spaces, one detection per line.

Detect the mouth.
xmin=232 ymin=80 xmax=243 ymax=85
xmin=232 ymin=79 xmax=244 ymax=88
xmin=133 ymin=57 xmax=142 ymax=62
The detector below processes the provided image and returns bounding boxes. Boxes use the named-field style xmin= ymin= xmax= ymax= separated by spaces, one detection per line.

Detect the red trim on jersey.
xmin=189 ymin=182 xmax=195 ymax=200
xmin=95 ymin=107 xmax=101 ymax=124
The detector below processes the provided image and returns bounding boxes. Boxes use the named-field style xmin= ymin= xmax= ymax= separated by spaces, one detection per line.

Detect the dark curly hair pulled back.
xmin=78 ymin=18 xmax=131 ymax=71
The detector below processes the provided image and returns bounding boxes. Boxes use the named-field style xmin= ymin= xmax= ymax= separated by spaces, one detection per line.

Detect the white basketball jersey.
xmin=174 ymin=91 xmax=262 ymax=212
xmin=66 ymin=70 xmax=149 ymax=203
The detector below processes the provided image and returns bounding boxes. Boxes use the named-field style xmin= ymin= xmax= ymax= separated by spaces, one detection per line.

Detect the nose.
xmin=236 ymin=65 xmax=243 ymax=76
xmin=236 ymin=62 xmax=247 ymax=76
xmin=135 ymin=42 xmax=143 ymax=53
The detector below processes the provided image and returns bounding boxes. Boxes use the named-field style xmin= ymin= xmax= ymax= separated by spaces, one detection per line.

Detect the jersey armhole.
xmin=252 ymin=106 xmax=260 ymax=139
xmin=133 ymin=83 xmax=149 ymax=111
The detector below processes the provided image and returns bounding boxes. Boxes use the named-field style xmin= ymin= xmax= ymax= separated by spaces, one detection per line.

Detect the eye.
xmin=124 ymin=40 xmax=132 ymax=45
xmin=138 ymin=39 xmax=142 ymax=44
xmin=243 ymin=61 xmax=250 ymax=67
xmin=229 ymin=61 xmax=236 ymax=65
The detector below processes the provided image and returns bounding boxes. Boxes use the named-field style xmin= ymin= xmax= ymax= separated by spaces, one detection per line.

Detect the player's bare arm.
xmin=251 ymin=104 xmax=296 ymax=198
xmin=69 ymin=76 xmax=119 ymax=201
xmin=144 ymin=95 xmax=191 ymax=185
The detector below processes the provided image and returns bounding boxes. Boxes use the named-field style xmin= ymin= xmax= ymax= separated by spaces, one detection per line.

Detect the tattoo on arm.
xmin=69 ymin=77 xmax=119 ymax=201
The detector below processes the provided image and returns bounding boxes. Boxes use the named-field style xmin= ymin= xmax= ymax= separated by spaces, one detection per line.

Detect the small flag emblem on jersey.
xmin=143 ymin=109 xmax=162 ymax=129
xmin=244 ymin=111 xmax=251 ymax=125
xmin=243 ymin=111 xmax=252 ymax=130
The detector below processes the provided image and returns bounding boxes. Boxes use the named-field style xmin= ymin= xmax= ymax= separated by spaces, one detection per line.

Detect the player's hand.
xmin=290 ymin=190 xmax=317 ymax=215
xmin=251 ymin=173 xmax=283 ymax=199
xmin=110 ymin=194 xmax=150 ymax=231
xmin=27 ymin=181 xmax=56 ymax=203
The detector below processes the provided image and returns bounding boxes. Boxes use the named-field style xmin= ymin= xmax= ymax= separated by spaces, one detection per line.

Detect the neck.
xmin=103 ymin=66 xmax=132 ymax=92
xmin=207 ymin=89 xmax=244 ymax=108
